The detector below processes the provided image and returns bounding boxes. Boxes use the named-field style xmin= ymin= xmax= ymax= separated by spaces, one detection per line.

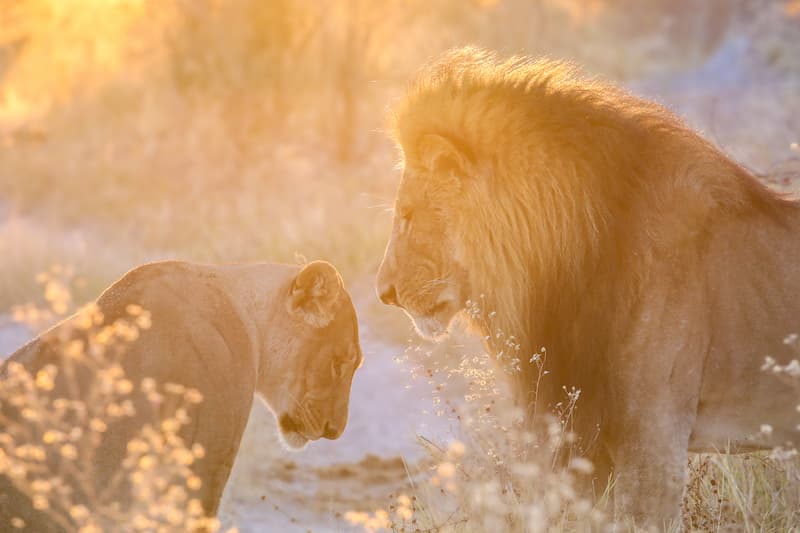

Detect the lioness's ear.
xmin=417 ymin=133 xmax=474 ymax=177
xmin=287 ymin=261 xmax=344 ymax=328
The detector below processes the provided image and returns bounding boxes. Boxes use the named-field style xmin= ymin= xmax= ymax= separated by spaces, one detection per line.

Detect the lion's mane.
xmin=390 ymin=47 xmax=794 ymax=436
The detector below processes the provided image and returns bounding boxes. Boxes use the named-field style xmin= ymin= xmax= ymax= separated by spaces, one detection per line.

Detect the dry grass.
xmin=1 ymin=276 xmax=225 ymax=532
xmin=342 ymin=318 xmax=800 ymax=533
xmin=683 ymin=453 xmax=800 ymax=532
xmin=342 ymin=312 xmax=609 ymax=533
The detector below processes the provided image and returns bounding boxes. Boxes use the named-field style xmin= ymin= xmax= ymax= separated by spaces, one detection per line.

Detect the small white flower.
xmin=569 ymin=457 xmax=595 ymax=475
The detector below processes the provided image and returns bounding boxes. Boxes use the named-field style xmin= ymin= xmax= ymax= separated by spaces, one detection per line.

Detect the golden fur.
xmin=1 ymin=260 xmax=361 ymax=530
xmin=377 ymin=47 xmax=800 ymax=527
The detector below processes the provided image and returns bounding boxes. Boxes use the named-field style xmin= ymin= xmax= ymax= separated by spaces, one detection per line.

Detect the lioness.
xmin=1 ymin=260 xmax=362 ymax=530
xmin=376 ymin=47 xmax=799 ymax=527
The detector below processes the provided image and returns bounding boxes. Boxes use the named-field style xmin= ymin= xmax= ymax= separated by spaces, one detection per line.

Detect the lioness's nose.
xmin=378 ymin=284 xmax=399 ymax=307
xmin=323 ymin=422 xmax=343 ymax=440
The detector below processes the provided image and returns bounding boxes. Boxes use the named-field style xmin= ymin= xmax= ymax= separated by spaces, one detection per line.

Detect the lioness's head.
xmin=376 ymin=134 xmax=473 ymax=340
xmin=263 ymin=261 xmax=362 ymax=450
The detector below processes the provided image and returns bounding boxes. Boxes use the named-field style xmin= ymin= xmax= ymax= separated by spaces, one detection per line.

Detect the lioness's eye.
xmin=398 ymin=210 xmax=413 ymax=233
xmin=332 ymin=360 xmax=348 ymax=379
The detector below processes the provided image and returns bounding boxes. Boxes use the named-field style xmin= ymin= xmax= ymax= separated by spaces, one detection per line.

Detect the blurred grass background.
xmin=1 ymin=0 xmax=798 ymax=312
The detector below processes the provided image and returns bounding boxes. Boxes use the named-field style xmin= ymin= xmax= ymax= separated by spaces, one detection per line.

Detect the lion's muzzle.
xmin=377 ymin=283 xmax=399 ymax=307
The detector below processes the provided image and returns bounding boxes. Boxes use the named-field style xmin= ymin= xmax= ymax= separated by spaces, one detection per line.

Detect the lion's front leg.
xmin=607 ymin=412 xmax=692 ymax=530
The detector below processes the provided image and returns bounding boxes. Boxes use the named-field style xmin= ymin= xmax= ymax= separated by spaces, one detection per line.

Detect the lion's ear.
xmin=418 ymin=133 xmax=474 ymax=177
xmin=287 ymin=261 xmax=343 ymax=328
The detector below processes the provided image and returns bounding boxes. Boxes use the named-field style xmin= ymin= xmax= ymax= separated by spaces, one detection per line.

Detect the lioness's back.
xmin=0 ymin=259 xmax=362 ymax=530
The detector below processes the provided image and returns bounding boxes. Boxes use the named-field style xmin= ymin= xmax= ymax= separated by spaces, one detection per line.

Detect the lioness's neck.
xmin=210 ymin=262 xmax=301 ymax=386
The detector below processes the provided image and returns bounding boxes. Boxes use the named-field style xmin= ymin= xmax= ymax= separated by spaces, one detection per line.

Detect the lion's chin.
xmin=279 ymin=430 xmax=310 ymax=450
xmin=410 ymin=313 xmax=454 ymax=341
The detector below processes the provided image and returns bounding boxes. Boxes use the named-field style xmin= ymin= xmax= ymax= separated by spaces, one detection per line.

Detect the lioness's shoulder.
xmin=96 ymin=261 xmax=221 ymax=317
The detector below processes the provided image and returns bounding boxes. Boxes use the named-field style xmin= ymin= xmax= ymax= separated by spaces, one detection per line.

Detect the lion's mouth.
xmin=429 ymin=301 xmax=452 ymax=316
xmin=409 ymin=306 xmax=457 ymax=341
xmin=404 ymin=292 xmax=461 ymax=340
xmin=411 ymin=315 xmax=448 ymax=339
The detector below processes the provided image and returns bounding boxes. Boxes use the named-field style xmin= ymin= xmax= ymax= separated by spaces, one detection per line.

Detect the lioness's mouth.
xmin=280 ymin=430 xmax=310 ymax=450
xmin=279 ymin=413 xmax=314 ymax=440
xmin=278 ymin=413 xmax=312 ymax=449
xmin=279 ymin=413 xmax=302 ymax=433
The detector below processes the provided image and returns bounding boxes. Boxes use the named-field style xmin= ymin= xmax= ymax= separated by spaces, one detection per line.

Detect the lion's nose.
xmin=323 ymin=422 xmax=343 ymax=440
xmin=378 ymin=284 xmax=399 ymax=307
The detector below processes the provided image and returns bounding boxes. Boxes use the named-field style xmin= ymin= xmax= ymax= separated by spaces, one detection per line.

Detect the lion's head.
xmin=376 ymin=48 xmax=574 ymax=343
xmin=262 ymin=261 xmax=362 ymax=450
xmin=375 ymin=136 xmax=474 ymax=339
xmin=376 ymin=47 xmax=701 ymax=347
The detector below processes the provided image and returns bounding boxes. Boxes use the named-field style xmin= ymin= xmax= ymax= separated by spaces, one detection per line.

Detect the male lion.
xmin=376 ymin=47 xmax=799 ymax=527
xmin=1 ymin=260 xmax=362 ymax=530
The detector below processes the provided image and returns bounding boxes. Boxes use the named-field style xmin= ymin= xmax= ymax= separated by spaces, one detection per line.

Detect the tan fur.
xmin=377 ymin=47 xmax=800 ymax=527
xmin=1 ymin=260 xmax=361 ymax=530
